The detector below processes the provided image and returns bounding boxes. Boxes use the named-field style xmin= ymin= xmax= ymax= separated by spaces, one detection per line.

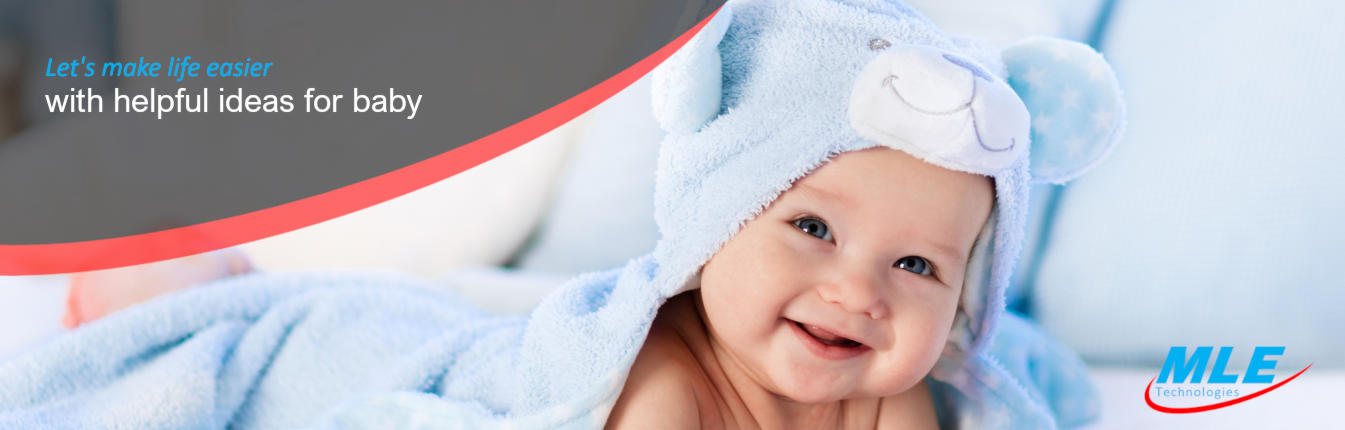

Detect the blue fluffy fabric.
xmin=0 ymin=0 xmax=1122 ymax=428
xmin=0 ymin=268 xmax=664 ymax=429
xmin=647 ymin=0 xmax=1121 ymax=427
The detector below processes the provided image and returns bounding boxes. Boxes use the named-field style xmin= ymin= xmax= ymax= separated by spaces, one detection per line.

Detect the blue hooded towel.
xmin=0 ymin=0 xmax=1124 ymax=428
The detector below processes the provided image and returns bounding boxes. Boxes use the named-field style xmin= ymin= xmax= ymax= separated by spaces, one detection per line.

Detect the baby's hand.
xmin=62 ymin=248 xmax=253 ymax=329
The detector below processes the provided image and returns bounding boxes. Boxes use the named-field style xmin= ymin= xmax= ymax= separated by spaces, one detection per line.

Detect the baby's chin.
xmin=759 ymin=330 xmax=932 ymax=403
xmin=769 ymin=362 xmax=925 ymax=404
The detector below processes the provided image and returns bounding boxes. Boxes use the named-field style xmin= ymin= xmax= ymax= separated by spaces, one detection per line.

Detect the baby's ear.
xmin=1002 ymin=37 xmax=1125 ymax=184
xmin=651 ymin=5 xmax=733 ymax=134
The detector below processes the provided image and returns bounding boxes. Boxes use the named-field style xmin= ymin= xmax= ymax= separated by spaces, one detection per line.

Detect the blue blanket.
xmin=0 ymin=260 xmax=1095 ymax=429
xmin=0 ymin=265 xmax=638 ymax=429
xmin=1 ymin=0 xmax=1128 ymax=426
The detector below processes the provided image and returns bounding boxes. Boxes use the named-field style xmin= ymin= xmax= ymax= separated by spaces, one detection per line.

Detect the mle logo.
xmin=1145 ymin=346 xmax=1312 ymax=413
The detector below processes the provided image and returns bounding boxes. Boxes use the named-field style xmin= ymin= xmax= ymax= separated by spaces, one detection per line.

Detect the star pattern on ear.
xmin=1059 ymin=87 xmax=1081 ymax=110
xmin=1003 ymin=37 xmax=1125 ymax=184
xmin=1032 ymin=114 xmax=1054 ymax=137
xmin=1091 ymin=109 xmax=1115 ymax=133
xmin=1022 ymin=67 xmax=1046 ymax=88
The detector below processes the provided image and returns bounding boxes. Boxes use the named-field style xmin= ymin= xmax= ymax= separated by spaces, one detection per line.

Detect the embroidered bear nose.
xmin=941 ymin=53 xmax=993 ymax=82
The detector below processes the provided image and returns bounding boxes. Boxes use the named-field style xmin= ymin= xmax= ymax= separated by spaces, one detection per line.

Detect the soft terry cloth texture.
xmin=648 ymin=0 xmax=1122 ymax=427
xmin=0 ymin=0 xmax=1121 ymax=428
xmin=0 ymin=270 xmax=651 ymax=429
xmin=0 ymin=270 xmax=1091 ymax=429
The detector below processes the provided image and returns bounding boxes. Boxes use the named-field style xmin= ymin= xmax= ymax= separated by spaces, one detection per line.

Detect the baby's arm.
xmin=62 ymin=248 xmax=253 ymax=328
xmin=605 ymin=321 xmax=703 ymax=429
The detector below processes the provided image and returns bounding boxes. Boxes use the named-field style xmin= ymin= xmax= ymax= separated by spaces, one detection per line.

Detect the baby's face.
xmin=697 ymin=147 xmax=993 ymax=403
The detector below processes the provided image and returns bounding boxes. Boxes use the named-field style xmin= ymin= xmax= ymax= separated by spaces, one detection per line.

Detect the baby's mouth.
xmin=787 ymin=318 xmax=870 ymax=360
xmin=795 ymin=321 xmax=863 ymax=348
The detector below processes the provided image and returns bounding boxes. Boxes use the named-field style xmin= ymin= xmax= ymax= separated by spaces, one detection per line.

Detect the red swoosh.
xmin=1145 ymin=364 xmax=1312 ymax=413
xmin=0 ymin=7 xmax=723 ymax=275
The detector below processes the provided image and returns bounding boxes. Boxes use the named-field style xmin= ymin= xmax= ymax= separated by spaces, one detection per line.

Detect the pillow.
xmin=902 ymin=0 xmax=1106 ymax=47
xmin=513 ymin=77 xmax=663 ymax=274
xmin=1031 ymin=0 xmax=1345 ymax=367
xmin=239 ymin=128 xmax=574 ymax=278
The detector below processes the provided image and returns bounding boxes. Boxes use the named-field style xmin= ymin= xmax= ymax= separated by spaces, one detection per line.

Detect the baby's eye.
xmin=895 ymin=256 xmax=932 ymax=276
xmin=792 ymin=217 xmax=833 ymax=242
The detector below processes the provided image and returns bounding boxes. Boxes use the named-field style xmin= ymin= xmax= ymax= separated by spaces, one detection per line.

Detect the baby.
xmin=66 ymin=147 xmax=990 ymax=429
xmin=610 ymin=147 xmax=992 ymax=428
xmin=29 ymin=0 xmax=1123 ymax=428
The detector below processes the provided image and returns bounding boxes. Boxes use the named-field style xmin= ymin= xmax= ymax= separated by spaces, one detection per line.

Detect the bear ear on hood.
xmin=1003 ymin=36 xmax=1126 ymax=185
xmin=651 ymin=5 xmax=734 ymax=134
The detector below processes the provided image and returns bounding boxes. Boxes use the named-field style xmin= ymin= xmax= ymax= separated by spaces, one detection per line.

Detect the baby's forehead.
xmin=777 ymin=148 xmax=994 ymax=240
xmin=791 ymin=148 xmax=992 ymax=200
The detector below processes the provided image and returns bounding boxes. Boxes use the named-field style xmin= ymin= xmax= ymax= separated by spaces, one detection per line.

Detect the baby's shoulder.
xmin=629 ymin=306 xmax=707 ymax=384
xmin=605 ymin=304 xmax=709 ymax=429
xmin=873 ymin=379 xmax=939 ymax=429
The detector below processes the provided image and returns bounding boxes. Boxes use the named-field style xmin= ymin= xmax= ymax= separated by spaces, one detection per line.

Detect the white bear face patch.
xmin=848 ymin=43 xmax=1029 ymax=175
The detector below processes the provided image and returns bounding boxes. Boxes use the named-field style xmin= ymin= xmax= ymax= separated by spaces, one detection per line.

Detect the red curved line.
xmin=1145 ymin=363 xmax=1313 ymax=414
xmin=0 ymin=8 xmax=723 ymax=276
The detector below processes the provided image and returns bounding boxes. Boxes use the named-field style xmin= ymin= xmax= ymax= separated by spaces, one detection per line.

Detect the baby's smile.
xmin=696 ymin=147 xmax=994 ymax=403
xmin=785 ymin=317 xmax=872 ymax=360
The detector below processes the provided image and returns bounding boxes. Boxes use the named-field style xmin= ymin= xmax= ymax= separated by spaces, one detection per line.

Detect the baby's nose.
xmin=816 ymin=271 xmax=887 ymax=320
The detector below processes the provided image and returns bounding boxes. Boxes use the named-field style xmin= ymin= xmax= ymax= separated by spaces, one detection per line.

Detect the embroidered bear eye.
xmin=793 ymin=217 xmax=833 ymax=242
xmin=895 ymin=256 xmax=932 ymax=276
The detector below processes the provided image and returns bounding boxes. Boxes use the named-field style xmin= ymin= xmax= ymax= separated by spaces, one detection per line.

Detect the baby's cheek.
xmin=892 ymin=299 xmax=957 ymax=366
xmin=912 ymin=281 xmax=961 ymax=323
xmin=705 ymin=253 xmax=793 ymax=305
xmin=868 ymin=326 xmax=946 ymax=396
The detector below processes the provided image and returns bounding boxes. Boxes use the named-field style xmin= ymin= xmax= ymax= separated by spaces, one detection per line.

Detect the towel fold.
xmin=0 ymin=262 xmax=1096 ymax=429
